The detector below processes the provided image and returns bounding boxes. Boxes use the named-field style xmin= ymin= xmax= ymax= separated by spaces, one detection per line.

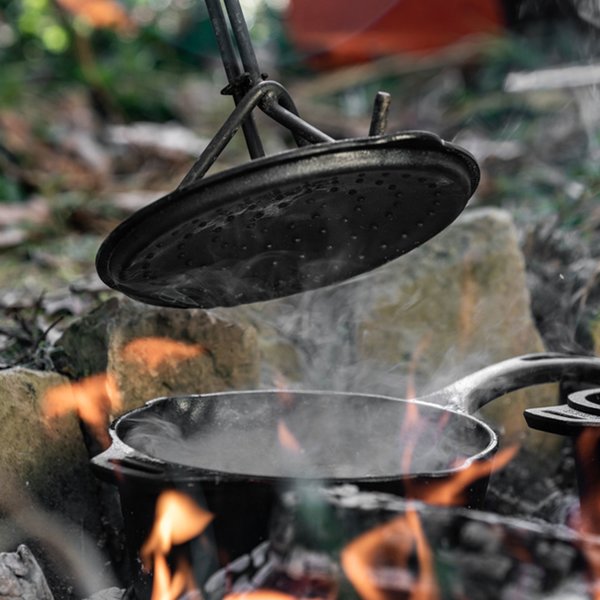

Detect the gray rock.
xmin=0 ymin=545 xmax=53 ymax=600
xmin=0 ymin=369 xmax=107 ymax=598
xmin=53 ymin=298 xmax=260 ymax=412
xmin=353 ymin=208 xmax=545 ymax=390
xmin=0 ymin=368 xmax=94 ymax=508
xmin=84 ymin=589 xmax=124 ymax=600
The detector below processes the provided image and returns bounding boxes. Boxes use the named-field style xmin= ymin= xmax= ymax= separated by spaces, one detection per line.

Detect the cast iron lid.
xmin=96 ymin=131 xmax=479 ymax=309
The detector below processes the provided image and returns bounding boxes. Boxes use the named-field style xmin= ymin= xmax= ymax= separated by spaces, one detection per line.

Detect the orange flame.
xmin=355 ymin=333 xmax=510 ymax=600
xmin=576 ymin=428 xmax=600 ymax=535
xmin=408 ymin=445 xmax=519 ymax=506
xmin=574 ymin=428 xmax=600 ymax=599
xmin=42 ymin=373 xmax=122 ymax=448
xmin=458 ymin=253 xmax=478 ymax=353
xmin=141 ymin=490 xmax=213 ymax=600
xmin=342 ymin=446 xmax=519 ymax=600
xmin=121 ymin=337 xmax=206 ymax=371
xmin=404 ymin=508 xmax=437 ymax=600
xmin=400 ymin=333 xmax=433 ymax=472
xmin=405 ymin=332 xmax=433 ymax=400
xmin=277 ymin=419 xmax=303 ymax=454
xmin=344 ymin=326 xmax=520 ymax=600
xmin=341 ymin=507 xmax=439 ymax=600
xmin=273 ymin=373 xmax=295 ymax=408
xmin=400 ymin=401 xmax=423 ymax=475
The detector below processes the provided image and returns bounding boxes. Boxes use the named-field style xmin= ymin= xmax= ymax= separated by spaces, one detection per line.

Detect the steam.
xmin=571 ymin=0 xmax=600 ymax=28
xmin=228 ymin=217 xmax=505 ymax=401
xmin=118 ymin=206 xmax=532 ymax=482
xmin=121 ymin=392 xmax=488 ymax=479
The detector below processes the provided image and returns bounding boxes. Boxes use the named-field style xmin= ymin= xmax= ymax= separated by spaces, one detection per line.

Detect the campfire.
xmin=2 ymin=1 xmax=600 ymax=600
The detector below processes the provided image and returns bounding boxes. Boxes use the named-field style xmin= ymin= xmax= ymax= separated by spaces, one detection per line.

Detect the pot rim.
xmin=93 ymin=389 xmax=499 ymax=485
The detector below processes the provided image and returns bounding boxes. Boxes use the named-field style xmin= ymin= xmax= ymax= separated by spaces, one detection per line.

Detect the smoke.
xmin=571 ymin=0 xmax=600 ymax=28
xmin=120 ymin=391 xmax=489 ymax=480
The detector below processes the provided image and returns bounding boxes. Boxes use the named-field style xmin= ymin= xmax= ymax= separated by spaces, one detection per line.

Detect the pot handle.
xmin=91 ymin=441 xmax=168 ymax=484
xmin=425 ymin=352 xmax=600 ymax=415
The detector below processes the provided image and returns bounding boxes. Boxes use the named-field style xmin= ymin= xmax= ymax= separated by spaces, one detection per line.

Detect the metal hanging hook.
xmin=187 ymin=0 xmax=391 ymax=186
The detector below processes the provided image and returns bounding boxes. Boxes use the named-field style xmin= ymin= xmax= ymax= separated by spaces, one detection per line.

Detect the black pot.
xmin=92 ymin=353 xmax=600 ymax=598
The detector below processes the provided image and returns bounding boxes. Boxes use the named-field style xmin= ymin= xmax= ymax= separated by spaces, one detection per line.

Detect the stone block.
xmin=0 ymin=368 xmax=89 ymax=508
xmin=0 ymin=545 xmax=53 ymax=600
xmin=0 ymin=368 xmax=106 ymax=594
xmin=353 ymin=208 xmax=544 ymax=383
xmin=52 ymin=298 xmax=260 ymax=412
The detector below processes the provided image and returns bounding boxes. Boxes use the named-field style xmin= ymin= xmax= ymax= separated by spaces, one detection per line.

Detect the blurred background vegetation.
xmin=0 ymin=0 xmax=599 ymax=365
xmin=0 ymin=0 xmax=291 ymax=119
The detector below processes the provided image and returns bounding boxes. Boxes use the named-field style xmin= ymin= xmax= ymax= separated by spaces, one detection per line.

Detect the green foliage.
xmin=0 ymin=174 xmax=24 ymax=203
xmin=5 ymin=0 xmax=69 ymax=54
xmin=94 ymin=27 xmax=186 ymax=121
xmin=472 ymin=36 xmax=547 ymax=94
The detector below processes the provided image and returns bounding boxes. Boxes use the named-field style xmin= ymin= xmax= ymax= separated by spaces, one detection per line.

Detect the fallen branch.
xmin=505 ymin=63 xmax=600 ymax=92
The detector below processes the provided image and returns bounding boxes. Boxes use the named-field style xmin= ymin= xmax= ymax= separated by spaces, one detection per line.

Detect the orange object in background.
xmin=286 ymin=0 xmax=505 ymax=68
